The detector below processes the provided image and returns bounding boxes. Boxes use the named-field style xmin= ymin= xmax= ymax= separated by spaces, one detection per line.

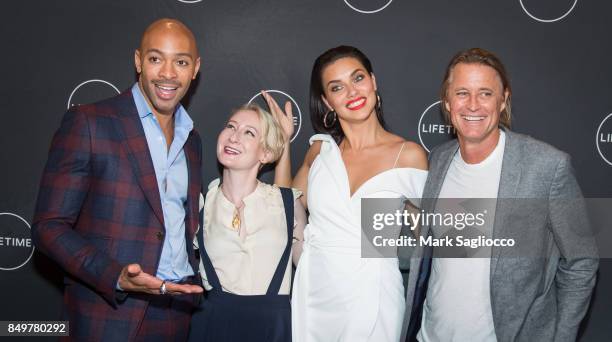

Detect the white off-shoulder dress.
xmin=292 ymin=134 xmax=428 ymax=342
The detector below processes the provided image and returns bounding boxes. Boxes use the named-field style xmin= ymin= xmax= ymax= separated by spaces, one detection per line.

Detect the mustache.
xmin=152 ymin=80 xmax=181 ymax=87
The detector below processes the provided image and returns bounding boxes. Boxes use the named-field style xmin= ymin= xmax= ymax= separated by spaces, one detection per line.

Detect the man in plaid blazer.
xmin=32 ymin=18 xmax=204 ymax=341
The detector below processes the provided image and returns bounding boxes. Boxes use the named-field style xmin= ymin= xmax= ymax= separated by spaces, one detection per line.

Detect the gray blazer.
xmin=400 ymin=129 xmax=599 ymax=342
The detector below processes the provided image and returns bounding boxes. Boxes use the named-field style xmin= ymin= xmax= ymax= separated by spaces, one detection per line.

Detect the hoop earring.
xmin=323 ymin=110 xmax=337 ymax=129
xmin=376 ymin=93 xmax=382 ymax=112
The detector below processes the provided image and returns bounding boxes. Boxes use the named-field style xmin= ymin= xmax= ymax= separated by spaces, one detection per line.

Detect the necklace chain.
xmin=220 ymin=183 xmax=248 ymax=233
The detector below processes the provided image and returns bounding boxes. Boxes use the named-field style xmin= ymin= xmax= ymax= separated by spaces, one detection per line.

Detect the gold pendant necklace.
xmin=232 ymin=207 xmax=241 ymax=231
xmin=220 ymin=183 xmax=243 ymax=232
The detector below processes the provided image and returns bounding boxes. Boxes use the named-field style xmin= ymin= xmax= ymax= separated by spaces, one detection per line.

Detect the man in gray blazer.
xmin=401 ymin=48 xmax=598 ymax=342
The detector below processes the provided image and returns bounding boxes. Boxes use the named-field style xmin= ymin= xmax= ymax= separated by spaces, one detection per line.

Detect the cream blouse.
xmin=196 ymin=178 xmax=303 ymax=295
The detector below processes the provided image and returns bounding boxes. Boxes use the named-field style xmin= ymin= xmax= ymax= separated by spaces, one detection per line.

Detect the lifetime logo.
xmin=596 ymin=113 xmax=612 ymax=166
xmin=418 ymin=101 xmax=456 ymax=153
xmin=67 ymin=79 xmax=120 ymax=109
xmin=0 ymin=212 xmax=35 ymax=271
xmin=600 ymin=133 xmax=612 ymax=143
xmin=343 ymin=0 xmax=393 ymax=14
xmin=0 ymin=237 xmax=31 ymax=247
xmin=421 ymin=123 xmax=456 ymax=135
xmin=519 ymin=0 xmax=578 ymax=23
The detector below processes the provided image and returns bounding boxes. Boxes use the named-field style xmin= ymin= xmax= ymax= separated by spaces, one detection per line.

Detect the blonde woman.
xmin=189 ymin=104 xmax=305 ymax=342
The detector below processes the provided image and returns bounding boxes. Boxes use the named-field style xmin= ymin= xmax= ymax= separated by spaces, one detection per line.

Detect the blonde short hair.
xmin=231 ymin=104 xmax=286 ymax=163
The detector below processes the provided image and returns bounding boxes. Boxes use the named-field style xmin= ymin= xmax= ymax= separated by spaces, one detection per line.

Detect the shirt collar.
xmin=131 ymin=82 xmax=194 ymax=131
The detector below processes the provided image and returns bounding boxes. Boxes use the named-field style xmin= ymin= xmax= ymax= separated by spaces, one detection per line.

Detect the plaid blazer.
xmin=32 ymin=90 xmax=202 ymax=341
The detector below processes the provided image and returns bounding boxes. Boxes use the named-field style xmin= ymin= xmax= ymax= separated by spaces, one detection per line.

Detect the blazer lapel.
xmin=490 ymin=129 xmax=522 ymax=274
xmin=403 ymin=140 xmax=459 ymax=341
xmin=183 ymin=133 xmax=201 ymax=241
xmin=420 ymin=141 xmax=459 ymax=237
xmin=113 ymin=91 xmax=165 ymax=227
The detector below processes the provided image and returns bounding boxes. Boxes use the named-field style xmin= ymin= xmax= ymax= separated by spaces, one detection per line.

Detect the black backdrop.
xmin=1 ymin=0 xmax=611 ymax=340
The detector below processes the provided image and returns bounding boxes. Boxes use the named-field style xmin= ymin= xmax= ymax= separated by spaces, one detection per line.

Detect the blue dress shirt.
xmin=131 ymin=83 xmax=195 ymax=281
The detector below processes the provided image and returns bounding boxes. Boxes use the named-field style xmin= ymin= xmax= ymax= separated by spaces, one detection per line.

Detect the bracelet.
xmin=159 ymin=280 xmax=167 ymax=295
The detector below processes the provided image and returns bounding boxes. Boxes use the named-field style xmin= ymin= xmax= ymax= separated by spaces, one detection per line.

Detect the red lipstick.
xmin=346 ymin=97 xmax=366 ymax=111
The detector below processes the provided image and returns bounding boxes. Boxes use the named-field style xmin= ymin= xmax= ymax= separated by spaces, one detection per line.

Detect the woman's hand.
xmin=261 ymin=90 xmax=294 ymax=141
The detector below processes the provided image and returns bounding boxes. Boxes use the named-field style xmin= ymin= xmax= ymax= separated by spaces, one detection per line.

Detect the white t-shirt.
xmin=418 ymin=130 xmax=506 ymax=342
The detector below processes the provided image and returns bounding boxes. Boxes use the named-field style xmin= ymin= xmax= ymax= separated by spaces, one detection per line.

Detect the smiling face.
xmin=320 ymin=57 xmax=378 ymax=124
xmin=134 ymin=20 xmax=200 ymax=117
xmin=217 ymin=109 xmax=270 ymax=171
xmin=445 ymin=63 xmax=508 ymax=149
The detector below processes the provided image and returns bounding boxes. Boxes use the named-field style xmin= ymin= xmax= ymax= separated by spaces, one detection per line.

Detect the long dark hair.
xmin=310 ymin=46 xmax=386 ymax=143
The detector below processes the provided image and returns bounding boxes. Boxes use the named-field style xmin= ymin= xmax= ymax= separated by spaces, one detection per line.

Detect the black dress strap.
xmin=196 ymin=190 xmax=223 ymax=291
xmin=266 ymin=187 xmax=294 ymax=295
xmin=197 ymin=186 xmax=294 ymax=295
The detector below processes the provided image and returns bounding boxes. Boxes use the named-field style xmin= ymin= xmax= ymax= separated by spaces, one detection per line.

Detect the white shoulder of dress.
xmin=257 ymin=182 xmax=303 ymax=202
xmin=257 ymin=181 xmax=280 ymax=198
xmin=199 ymin=178 xmax=221 ymax=212
xmin=394 ymin=167 xmax=428 ymax=176
xmin=207 ymin=177 xmax=221 ymax=190
xmin=393 ymin=167 xmax=428 ymax=201
xmin=198 ymin=178 xmax=221 ymax=211
xmin=393 ymin=167 xmax=428 ymax=183
xmin=308 ymin=133 xmax=334 ymax=145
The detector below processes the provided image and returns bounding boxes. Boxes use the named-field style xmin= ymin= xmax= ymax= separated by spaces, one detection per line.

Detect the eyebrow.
xmin=326 ymin=68 xmax=366 ymax=87
xmin=228 ymin=120 xmax=259 ymax=133
xmin=145 ymin=48 xmax=194 ymax=59
xmin=454 ymin=86 xmax=495 ymax=92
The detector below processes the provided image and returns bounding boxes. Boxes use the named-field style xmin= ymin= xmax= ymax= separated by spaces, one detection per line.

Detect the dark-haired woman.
xmin=267 ymin=46 xmax=428 ymax=341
